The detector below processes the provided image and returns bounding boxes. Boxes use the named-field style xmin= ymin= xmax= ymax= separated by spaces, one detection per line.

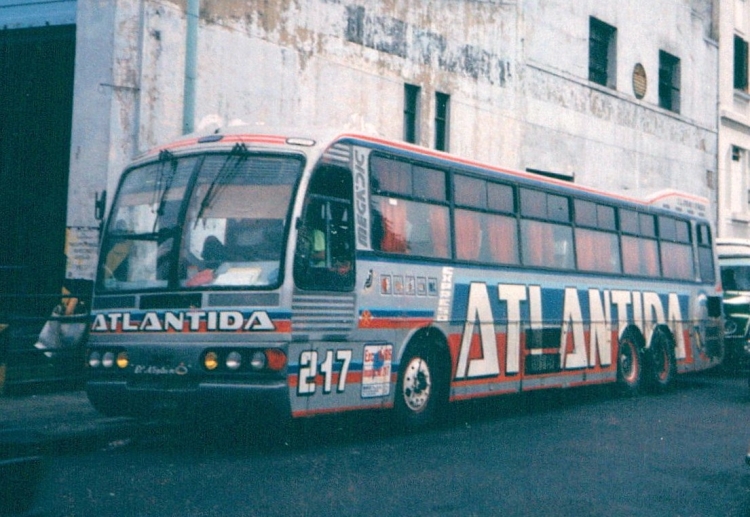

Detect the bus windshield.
xmin=99 ymin=151 xmax=303 ymax=291
xmin=721 ymin=265 xmax=750 ymax=292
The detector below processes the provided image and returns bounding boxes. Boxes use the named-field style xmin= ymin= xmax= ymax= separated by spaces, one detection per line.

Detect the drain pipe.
xmin=182 ymin=0 xmax=199 ymax=134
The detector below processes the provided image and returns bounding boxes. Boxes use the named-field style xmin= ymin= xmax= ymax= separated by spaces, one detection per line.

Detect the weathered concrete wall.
xmin=521 ymin=0 xmax=717 ymax=199
xmin=65 ymin=0 xmax=719 ymax=278
xmin=124 ymin=0 xmax=715 ymax=198
xmin=131 ymin=0 xmax=520 ymax=168
xmin=717 ymin=0 xmax=750 ymax=238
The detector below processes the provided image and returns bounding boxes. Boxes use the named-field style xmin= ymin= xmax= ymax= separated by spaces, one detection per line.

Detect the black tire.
xmin=645 ymin=327 xmax=677 ymax=393
xmin=616 ymin=329 xmax=643 ymax=396
xmin=393 ymin=343 xmax=447 ymax=430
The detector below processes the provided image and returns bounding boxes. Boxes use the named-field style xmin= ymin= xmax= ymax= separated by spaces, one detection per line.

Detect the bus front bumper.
xmin=85 ymin=379 xmax=291 ymax=421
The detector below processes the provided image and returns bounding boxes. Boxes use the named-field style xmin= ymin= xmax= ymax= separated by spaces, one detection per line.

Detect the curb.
xmin=37 ymin=418 xmax=142 ymax=454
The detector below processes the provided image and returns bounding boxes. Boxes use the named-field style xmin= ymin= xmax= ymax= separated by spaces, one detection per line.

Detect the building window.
xmin=658 ymin=50 xmax=680 ymax=113
xmin=730 ymin=146 xmax=747 ymax=213
xmin=435 ymin=92 xmax=450 ymax=152
xmin=736 ymin=35 xmax=749 ymax=91
xmin=588 ymin=17 xmax=617 ymax=88
xmin=404 ymin=84 xmax=421 ymax=144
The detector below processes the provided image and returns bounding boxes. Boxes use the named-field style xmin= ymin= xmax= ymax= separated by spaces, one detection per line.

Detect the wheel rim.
xmin=654 ymin=342 xmax=669 ymax=381
xmin=401 ymin=357 xmax=431 ymax=413
xmin=619 ymin=339 xmax=638 ymax=384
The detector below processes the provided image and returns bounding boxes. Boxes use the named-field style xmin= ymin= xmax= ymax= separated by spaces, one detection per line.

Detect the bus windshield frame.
xmin=97 ymin=149 xmax=304 ymax=293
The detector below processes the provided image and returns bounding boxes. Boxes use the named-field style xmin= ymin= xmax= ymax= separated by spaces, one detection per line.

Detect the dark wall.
xmin=0 ymin=25 xmax=75 ymax=310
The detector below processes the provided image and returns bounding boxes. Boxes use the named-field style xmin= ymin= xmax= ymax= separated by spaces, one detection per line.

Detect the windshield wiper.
xmin=151 ymin=150 xmax=178 ymax=234
xmin=194 ymin=143 xmax=250 ymax=225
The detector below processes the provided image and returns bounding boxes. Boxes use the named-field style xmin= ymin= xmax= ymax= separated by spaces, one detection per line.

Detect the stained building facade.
xmin=0 ymin=0 xmax=720 ymax=284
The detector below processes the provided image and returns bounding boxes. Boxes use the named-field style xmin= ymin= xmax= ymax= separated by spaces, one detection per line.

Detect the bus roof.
xmin=136 ymin=125 xmax=711 ymax=222
xmin=717 ymin=238 xmax=750 ymax=258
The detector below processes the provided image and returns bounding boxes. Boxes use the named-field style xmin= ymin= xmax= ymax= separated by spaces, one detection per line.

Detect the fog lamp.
xmin=117 ymin=351 xmax=129 ymax=369
xmin=204 ymin=351 xmax=219 ymax=371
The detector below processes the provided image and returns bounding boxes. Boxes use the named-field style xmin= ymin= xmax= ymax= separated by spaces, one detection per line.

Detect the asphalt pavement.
xmin=0 ymin=390 xmax=135 ymax=456
xmin=0 ymin=389 xmax=134 ymax=516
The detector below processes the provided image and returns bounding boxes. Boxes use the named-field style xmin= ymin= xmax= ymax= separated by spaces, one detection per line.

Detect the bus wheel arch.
xmin=645 ymin=325 xmax=677 ymax=392
xmin=393 ymin=327 xmax=451 ymax=430
xmin=616 ymin=326 xmax=645 ymax=396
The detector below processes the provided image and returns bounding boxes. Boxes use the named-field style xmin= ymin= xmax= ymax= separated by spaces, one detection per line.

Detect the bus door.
xmin=291 ymin=165 xmax=362 ymax=416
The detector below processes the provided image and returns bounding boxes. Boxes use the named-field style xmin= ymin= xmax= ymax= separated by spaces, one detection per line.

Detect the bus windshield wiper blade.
xmin=151 ymin=150 xmax=178 ymax=234
xmin=194 ymin=143 xmax=249 ymax=225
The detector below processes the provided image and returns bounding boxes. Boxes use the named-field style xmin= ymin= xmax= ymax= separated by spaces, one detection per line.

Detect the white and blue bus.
xmin=86 ymin=127 xmax=723 ymax=427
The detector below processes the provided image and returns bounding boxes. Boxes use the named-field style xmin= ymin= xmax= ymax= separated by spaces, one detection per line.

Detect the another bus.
xmin=86 ymin=127 xmax=724 ymax=428
xmin=717 ymin=238 xmax=750 ymax=371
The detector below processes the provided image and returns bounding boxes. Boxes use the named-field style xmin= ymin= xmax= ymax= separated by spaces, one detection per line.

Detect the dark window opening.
xmin=659 ymin=50 xmax=681 ymax=113
xmin=589 ymin=17 xmax=617 ymax=88
xmin=735 ymin=35 xmax=749 ymax=91
xmin=404 ymin=84 xmax=420 ymax=144
xmin=435 ymin=92 xmax=450 ymax=151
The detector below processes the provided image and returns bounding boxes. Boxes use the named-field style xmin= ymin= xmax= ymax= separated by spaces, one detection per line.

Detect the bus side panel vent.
xmin=291 ymin=292 xmax=355 ymax=335
xmin=321 ymin=143 xmax=352 ymax=167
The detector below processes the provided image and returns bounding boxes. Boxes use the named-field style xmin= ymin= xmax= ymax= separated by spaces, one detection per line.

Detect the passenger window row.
xmin=369 ymin=154 xmax=715 ymax=283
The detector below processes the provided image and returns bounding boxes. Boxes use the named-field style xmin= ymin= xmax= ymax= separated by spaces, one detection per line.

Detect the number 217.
xmin=298 ymin=349 xmax=352 ymax=395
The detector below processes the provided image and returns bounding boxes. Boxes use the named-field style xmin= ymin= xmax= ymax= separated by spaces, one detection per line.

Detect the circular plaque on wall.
xmin=632 ymin=63 xmax=647 ymax=99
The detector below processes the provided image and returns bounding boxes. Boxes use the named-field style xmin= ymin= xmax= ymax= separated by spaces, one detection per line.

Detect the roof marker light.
xmin=198 ymin=134 xmax=224 ymax=143
xmin=286 ymin=137 xmax=315 ymax=147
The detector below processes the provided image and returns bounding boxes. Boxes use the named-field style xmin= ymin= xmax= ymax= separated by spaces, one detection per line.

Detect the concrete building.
xmin=0 ymin=0 xmax=719 ymax=290
xmin=718 ymin=0 xmax=750 ymax=238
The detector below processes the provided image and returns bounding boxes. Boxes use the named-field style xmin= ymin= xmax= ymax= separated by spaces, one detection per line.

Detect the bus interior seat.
xmin=226 ymin=219 xmax=284 ymax=261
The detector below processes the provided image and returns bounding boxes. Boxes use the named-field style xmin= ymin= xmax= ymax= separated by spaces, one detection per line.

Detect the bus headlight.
xmin=250 ymin=351 xmax=266 ymax=371
xmin=102 ymin=352 xmax=115 ymax=368
xmin=204 ymin=351 xmax=219 ymax=371
xmin=88 ymin=351 xmax=101 ymax=368
xmin=226 ymin=351 xmax=242 ymax=371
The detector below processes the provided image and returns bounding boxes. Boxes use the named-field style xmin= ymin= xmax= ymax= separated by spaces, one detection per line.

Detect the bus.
xmin=86 ymin=126 xmax=724 ymax=428
xmin=717 ymin=238 xmax=750 ymax=372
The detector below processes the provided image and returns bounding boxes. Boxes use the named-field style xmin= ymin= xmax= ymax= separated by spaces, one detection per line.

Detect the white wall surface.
xmin=64 ymin=0 xmax=720 ymax=278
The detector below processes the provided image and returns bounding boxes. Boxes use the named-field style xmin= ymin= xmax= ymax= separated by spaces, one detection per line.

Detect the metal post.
xmin=182 ymin=0 xmax=199 ymax=135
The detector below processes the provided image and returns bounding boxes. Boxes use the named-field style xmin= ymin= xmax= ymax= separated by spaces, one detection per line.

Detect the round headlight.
xmin=102 ymin=352 xmax=115 ymax=368
xmin=204 ymin=351 xmax=219 ymax=371
xmin=226 ymin=351 xmax=242 ymax=371
xmin=88 ymin=351 xmax=101 ymax=368
xmin=116 ymin=351 xmax=129 ymax=369
xmin=250 ymin=350 xmax=266 ymax=371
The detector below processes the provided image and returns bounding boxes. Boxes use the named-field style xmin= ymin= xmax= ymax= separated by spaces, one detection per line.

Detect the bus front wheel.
xmin=616 ymin=330 xmax=643 ymax=396
xmin=394 ymin=344 xmax=446 ymax=430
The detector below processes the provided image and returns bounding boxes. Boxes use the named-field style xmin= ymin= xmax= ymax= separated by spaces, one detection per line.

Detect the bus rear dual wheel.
xmin=617 ymin=328 xmax=676 ymax=395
